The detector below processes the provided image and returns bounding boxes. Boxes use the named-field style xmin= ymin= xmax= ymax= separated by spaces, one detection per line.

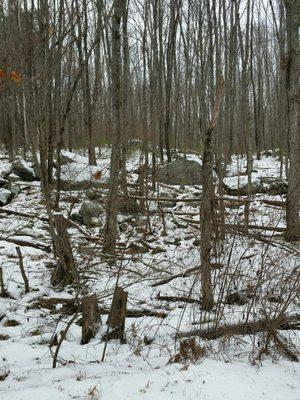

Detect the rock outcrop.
xmin=157 ymin=158 xmax=202 ymax=186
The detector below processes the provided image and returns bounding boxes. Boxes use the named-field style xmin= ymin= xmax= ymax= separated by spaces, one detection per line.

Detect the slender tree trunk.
xmin=284 ymin=0 xmax=300 ymax=241
xmin=200 ymin=76 xmax=224 ymax=311
xmin=103 ymin=0 xmax=126 ymax=254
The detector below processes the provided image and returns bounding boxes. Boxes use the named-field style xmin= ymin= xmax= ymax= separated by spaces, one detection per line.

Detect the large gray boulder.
xmin=261 ymin=177 xmax=288 ymax=195
xmin=157 ymin=158 xmax=202 ymax=185
xmin=12 ymin=159 xmax=38 ymax=181
xmin=0 ymin=166 xmax=12 ymax=179
xmin=0 ymin=178 xmax=20 ymax=205
xmin=0 ymin=188 xmax=13 ymax=206
xmin=60 ymin=163 xmax=108 ymax=191
xmin=60 ymin=153 xmax=76 ymax=165
xmin=79 ymin=200 xmax=103 ymax=226
xmin=0 ymin=178 xmax=9 ymax=188
xmin=223 ymin=175 xmax=263 ymax=196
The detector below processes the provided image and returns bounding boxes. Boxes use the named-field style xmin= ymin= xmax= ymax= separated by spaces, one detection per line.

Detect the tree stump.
xmin=104 ymin=286 xmax=128 ymax=342
xmin=81 ymin=294 xmax=100 ymax=345
xmin=0 ymin=267 xmax=8 ymax=297
xmin=50 ymin=213 xmax=78 ymax=286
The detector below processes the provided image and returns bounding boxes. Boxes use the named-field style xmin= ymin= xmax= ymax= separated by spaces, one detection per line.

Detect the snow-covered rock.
xmin=223 ymin=175 xmax=263 ymax=195
xmin=0 ymin=177 xmax=8 ymax=188
xmin=157 ymin=158 xmax=202 ymax=185
xmin=60 ymin=150 xmax=90 ymax=165
xmin=0 ymin=188 xmax=12 ymax=205
xmin=79 ymin=200 xmax=103 ymax=226
xmin=12 ymin=159 xmax=38 ymax=181
xmin=60 ymin=162 xmax=109 ymax=191
xmin=261 ymin=176 xmax=288 ymax=195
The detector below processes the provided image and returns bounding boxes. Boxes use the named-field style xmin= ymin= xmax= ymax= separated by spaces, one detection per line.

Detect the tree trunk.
xmin=50 ymin=213 xmax=78 ymax=287
xmin=200 ymin=76 xmax=224 ymax=311
xmin=81 ymin=294 xmax=100 ymax=344
xmin=103 ymin=0 xmax=126 ymax=253
xmin=284 ymin=0 xmax=300 ymax=241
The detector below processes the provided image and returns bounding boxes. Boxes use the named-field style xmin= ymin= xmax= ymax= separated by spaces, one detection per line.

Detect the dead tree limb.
xmin=16 ymin=246 xmax=30 ymax=293
xmin=157 ymin=294 xmax=202 ymax=305
xmin=0 ymin=237 xmax=51 ymax=252
xmin=176 ymin=314 xmax=300 ymax=340
xmin=151 ymin=266 xmax=199 ymax=287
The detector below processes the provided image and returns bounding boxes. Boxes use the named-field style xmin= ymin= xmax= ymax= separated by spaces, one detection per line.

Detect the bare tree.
xmin=103 ymin=0 xmax=127 ymax=254
xmin=200 ymin=76 xmax=224 ymax=311
xmin=284 ymin=0 xmax=300 ymax=241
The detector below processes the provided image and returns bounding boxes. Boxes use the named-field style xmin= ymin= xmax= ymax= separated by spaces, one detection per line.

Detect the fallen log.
xmin=29 ymin=296 xmax=168 ymax=318
xmin=0 ymin=206 xmax=99 ymax=242
xmin=0 ymin=207 xmax=48 ymax=221
xmin=151 ymin=266 xmax=199 ymax=287
xmin=176 ymin=314 xmax=300 ymax=340
xmin=123 ymin=194 xmax=251 ymax=204
xmin=259 ymin=199 xmax=286 ymax=207
xmin=177 ymin=216 xmax=287 ymax=233
xmin=157 ymin=294 xmax=202 ymax=305
xmin=0 ymin=237 xmax=51 ymax=252
xmin=225 ymin=223 xmax=286 ymax=233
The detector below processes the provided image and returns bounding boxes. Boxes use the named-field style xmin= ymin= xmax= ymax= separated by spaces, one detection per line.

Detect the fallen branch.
xmin=0 ymin=237 xmax=51 ymax=252
xmin=177 ymin=216 xmax=286 ymax=233
xmin=29 ymin=297 xmax=167 ymax=318
xmin=176 ymin=314 xmax=300 ymax=340
xmin=260 ymin=199 xmax=286 ymax=207
xmin=157 ymin=294 xmax=202 ymax=305
xmin=0 ymin=207 xmax=48 ymax=221
xmin=151 ymin=266 xmax=199 ymax=287
xmin=0 ymin=206 xmax=99 ymax=242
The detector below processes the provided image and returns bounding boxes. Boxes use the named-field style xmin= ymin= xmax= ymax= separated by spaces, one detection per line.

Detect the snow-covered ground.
xmin=0 ymin=149 xmax=299 ymax=399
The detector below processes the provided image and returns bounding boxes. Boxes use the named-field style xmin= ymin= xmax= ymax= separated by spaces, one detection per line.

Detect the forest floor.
xmin=0 ymin=148 xmax=299 ymax=400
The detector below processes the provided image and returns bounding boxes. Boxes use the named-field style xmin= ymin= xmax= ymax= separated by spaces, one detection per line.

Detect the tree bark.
xmin=200 ymin=76 xmax=224 ymax=311
xmin=284 ymin=0 xmax=300 ymax=241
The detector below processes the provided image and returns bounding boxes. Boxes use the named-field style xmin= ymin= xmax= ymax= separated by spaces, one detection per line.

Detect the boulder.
xmin=0 ymin=178 xmax=9 ymax=188
xmin=0 ymin=167 xmax=12 ymax=179
xmin=157 ymin=158 xmax=202 ymax=185
xmin=267 ymin=180 xmax=288 ymax=195
xmin=70 ymin=211 xmax=83 ymax=225
xmin=128 ymin=139 xmax=143 ymax=148
xmin=0 ymin=178 xmax=20 ymax=205
xmin=0 ymin=188 xmax=13 ymax=206
xmin=261 ymin=177 xmax=288 ymax=195
xmin=60 ymin=153 xmax=77 ymax=165
xmin=60 ymin=163 xmax=108 ymax=191
xmin=79 ymin=201 xmax=103 ymax=226
xmin=8 ymin=184 xmax=21 ymax=197
xmin=60 ymin=151 xmax=90 ymax=166
xmin=7 ymin=173 xmax=21 ymax=183
xmin=223 ymin=175 xmax=263 ymax=196
xmin=225 ymin=291 xmax=247 ymax=306
xmin=118 ymin=197 xmax=139 ymax=214
xmin=12 ymin=159 xmax=38 ymax=181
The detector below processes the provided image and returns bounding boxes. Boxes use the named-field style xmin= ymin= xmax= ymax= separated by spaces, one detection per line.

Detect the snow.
xmin=0 ymin=149 xmax=299 ymax=399
xmin=0 ymin=341 xmax=299 ymax=399
xmin=223 ymin=174 xmax=261 ymax=190
xmin=60 ymin=162 xmax=109 ymax=185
